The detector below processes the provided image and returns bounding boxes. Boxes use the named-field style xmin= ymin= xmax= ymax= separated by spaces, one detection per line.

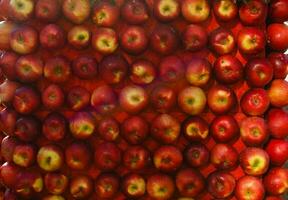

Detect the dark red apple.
xmin=15 ymin=116 xmax=39 ymax=142
xmin=210 ymin=143 xmax=238 ymax=170
xmin=40 ymin=24 xmax=65 ymax=49
xmin=122 ymin=173 xmax=146 ymax=198
xmin=209 ymin=28 xmax=236 ymax=55
xmin=37 ymin=144 xmax=64 ymax=172
xmin=35 ymin=0 xmax=61 ymax=22
xmin=0 ymin=108 xmax=17 ymax=136
xmin=0 ymin=51 xmax=18 ymax=80
xmin=123 ymin=145 xmax=150 ymax=171
xmin=0 ymin=162 xmax=21 ymax=188
xmin=69 ymin=175 xmax=93 ymax=199
xmin=267 ymin=79 xmax=288 ymax=107
xmin=235 ymin=176 xmax=265 ymax=200
xmin=181 ymin=0 xmax=210 ymax=23
xmin=44 ymin=173 xmax=68 ymax=195
xmin=182 ymin=24 xmax=207 ymax=51
xmin=72 ymin=55 xmax=97 ymax=80
xmin=150 ymin=85 xmax=176 ymax=113
xmin=92 ymin=27 xmax=118 ymax=55
xmin=62 ymin=0 xmax=91 ymax=24
xmin=268 ymin=52 xmax=288 ymax=79
xmin=265 ymin=139 xmax=288 ymax=166
xmin=65 ymin=142 xmax=91 ymax=170
xmin=15 ymin=170 xmax=43 ymax=197
xmin=147 ymin=174 xmax=175 ymax=200
xmin=1 ymin=136 xmax=19 ymax=162
xmin=67 ymin=25 xmax=90 ymax=49
xmin=159 ymin=55 xmax=184 ymax=82
xmin=185 ymin=143 xmax=209 ymax=168
xmin=264 ymin=168 xmax=288 ymax=195
xmin=92 ymin=1 xmax=119 ymax=27
xmin=183 ymin=116 xmax=209 ymax=142
xmin=13 ymin=86 xmax=40 ymax=114
xmin=44 ymin=56 xmax=71 ymax=83
xmin=91 ymin=85 xmax=117 ymax=114
xmin=267 ymin=23 xmax=288 ymax=51
xmin=67 ymin=86 xmax=90 ymax=111
xmin=267 ymin=108 xmax=288 ymax=139
xmin=98 ymin=117 xmax=119 ymax=142
xmin=0 ymin=80 xmax=19 ymax=106
xmin=239 ymin=0 xmax=267 ymax=26
xmin=121 ymin=0 xmax=149 ymax=25
xmin=12 ymin=143 xmax=36 ymax=167
xmin=8 ymin=0 xmax=34 ymax=22
xmin=42 ymin=84 xmax=65 ymax=110
xmin=95 ymin=173 xmax=119 ymax=199
xmin=269 ymin=0 xmax=288 ymax=23
xmin=43 ymin=112 xmax=67 ymax=142
xmin=153 ymin=0 xmax=180 ymax=22
xmin=213 ymin=0 xmax=238 ymax=22
xmin=129 ymin=59 xmax=156 ymax=85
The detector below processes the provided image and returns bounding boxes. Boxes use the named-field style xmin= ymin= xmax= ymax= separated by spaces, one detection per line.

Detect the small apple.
xmin=92 ymin=1 xmax=119 ymax=27
xmin=1 ymin=136 xmax=19 ymax=162
xmin=15 ymin=116 xmax=39 ymax=142
xmin=147 ymin=174 xmax=175 ymax=200
xmin=213 ymin=0 xmax=238 ymax=22
xmin=8 ymin=0 xmax=34 ymax=22
xmin=265 ymin=139 xmax=288 ymax=166
xmin=0 ymin=80 xmax=19 ymax=106
xmin=239 ymin=0 xmax=267 ymax=26
xmin=181 ymin=0 xmax=210 ymax=23
xmin=12 ymin=143 xmax=36 ymax=167
xmin=42 ymin=112 xmax=66 ymax=142
xmin=67 ymin=86 xmax=91 ymax=111
xmin=42 ymin=84 xmax=65 ymax=110
xmin=91 ymin=85 xmax=117 ymax=114
xmin=267 ymin=79 xmax=288 ymax=107
xmin=37 ymin=144 xmax=64 ymax=172
xmin=268 ymin=52 xmax=288 ymax=79
xmin=153 ymin=0 xmax=180 ymax=22
xmin=69 ymin=111 xmax=96 ymax=139
xmin=267 ymin=23 xmax=288 ymax=51
xmin=65 ymin=142 xmax=91 ymax=170
xmin=67 ymin=25 xmax=90 ymax=49
xmin=121 ymin=0 xmax=149 ymax=25
xmin=122 ymin=173 xmax=146 ymax=198
xmin=129 ymin=59 xmax=156 ymax=85
xmin=72 ymin=55 xmax=97 ymax=80
xmin=0 ymin=108 xmax=18 ymax=136
xmin=150 ymin=85 xmax=176 ymax=113
xmin=235 ymin=176 xmax=265 ymax=200
xmin=69 ymin=175 xmax=93 ymax=199
xmin=123 ymin=145 xmax=150 ymax=171
xmin=35 ymin=0 xmax=61 ymax=22
xmin=264 ymin=168 xmax=288 ymax=195
xmin=0 ymin=162 xmax=21 ymax=188
xmin=269 ymin=0 xmax=288 ymax=23
xmin=95 ymin=173 xmax=119 ymax=199
xmin=13 ymin=86 xmax=40 ymax=114
xmin=0 ymin=51 xmax=18 ymax=80
xmin=62 ymin=0 xmax=91 ymax=24
xmin=98 ymin=117 xmax=119 ymax=142
xmin=210 ymin=143 xmax=238 ymax=170
xmin=209 ymin=27 xmax=236 ymax=55
xmin=40 ymin=24 xmax=65 ymax=49
xmin=266 ymin=108 xmax=288 ymax=139
xmin=182 ymin=24 xmax=207 ymax=51
xmin=44 ymin=56 xmax=71 ymax=83
xmin=185 ymin=144 xmax=209 ymax=168
xmin=183 ymin=116 xmax=209 ymax=142
xmin=159 ymin=55 xmax=184 ymax=82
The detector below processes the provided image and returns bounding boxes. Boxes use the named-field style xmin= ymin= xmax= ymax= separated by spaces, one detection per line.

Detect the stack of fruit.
xmin=0 ymin=0 xmax=287 ymax=199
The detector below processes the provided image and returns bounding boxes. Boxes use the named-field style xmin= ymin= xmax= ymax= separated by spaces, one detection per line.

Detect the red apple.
xmin=43 ymin=112 xmax=66 ymax=142
xmin=0 ymin=51 xmax=18 ymax=80
xmin=147 ymin=174 xmax=175 ymax=200
xmin=40 ymin=24 xmax=65 ymax=49
xmin=159 ymin=55 xmax=184 ymax=82
xmin=129 ymin=59 xmax=156 ymax=85
xmin=98 ymin=117 xmax=119 ymax=142
xmin=153 ymin=0 xmax=180 ymax=22
xmin=69 ymin=175 xmax=93 ymax=199
xmin=91 ymin=85 xmax=117 ymax=114
xmin=264 ymin=168 xmax=288 ymax=195
xmin=240 ymin=88 xmax=270 ymax=116
xmin=44 ymin=173 xmax=68 ymax=195
xmin=92 ymin=27 xmax=118 ymax=55
xmin=92 ymin=1 xmax=119 ymax=27
xmin=0 ymin=21 xmax=17 ymax=51
xmin=0 ymin=108 xmax=17 ymax=136
xmin=240 ymin=147 xmax=270 ymax=176
xmin=1 ymin=136 xmax=19 ymax=162
xmin=245 ymin=58 xmax=274 ymax=87
xmin=12 ymin=143 xmax=36 ymax=167
xmin=213 ymin=55 xmax=243 ymax=84
xmin=121 ymin=116 xmax=148 ymax=145
xmin=269 ymin=0 xmax=288 ymax=23
xmin=150 ymin=85 xmax=176 ymax=113
xmin=267 ymin=23 xmax=288 ymax=51
xmin=268 ymin=52 xmax=288 ymax=79
xmin=67 ymin=25 xmax=90 ymax=49
xmin=65 ymin=142 xmax=91 ymax=170
xmin=151 ymin=114 xmax=180 ymax=144
xmin=239 ymin=0 xmax=267 ymax=26
xmin=37 ymin=144 xmax=64 ymax=172
xmin=181 ymin=0 xmax=210 ymax=23
xmin=267 ymin=79 xmax=288 ymax=107
xmin=210 ymin=115 xmax=239 ymax=143
xmin=8 ymin=0 xmax=34 ymax=22
xmin=13 ymin=86 xmax=40 ymax=114
xmin=123 ymin=145 xmax=150 ymax=171
xmin=15 ymin=116 xmax=39 ymax=142
xmin=122 ymin=173 xmax=145 ymax=198
xmin=209 ymin=27 xmax=236 ymax=55
xmin=0 ymin=162 xmax=21 ymax=188
xmin=62 ymin=0 xmax=91 ymax=24
xmin=42 ymin=84 xmax=65 ymax=110
xmin=213 ymin=0 xmax=238 ymax=22
xmin=121 ymin=0 xmax=149 ymax=25
xmin=44 ymin=56 xmax=71 ymax=83
xmin=182 ymin=24 xmax=207 ymax=51
xmin=265 ymin=139 xmax=288 ymax=166
xmin=69 ymin=111 xmax=96 ymax=139
xmin=0 ymin=80 xmax=19 ymax=105
xmin=153 ymin=145 xmax=183 ymax=172
xmin=183 ymin=116 xmax=209 ymax=142
xmin=15 ymin=170 xmax=43 ymax=197
xmin=185 ymin=143 xmax=209 ymax=168
xmin=210 ymin=143 xmax=238 ymax=170
xmin=267 ymin=108 xmax=288 ymax=139
xmin=10 ymin=25 xmax=38 ymax=55
xmin=72 ymin=55 xmax=97 ymax=80
xmin=35 ymin=0 xmax=61 ymax=22
xmin=95 ymin=173 xmax=119 ymax=199
xmin=67 ymin=86 xmax=90 ymax=111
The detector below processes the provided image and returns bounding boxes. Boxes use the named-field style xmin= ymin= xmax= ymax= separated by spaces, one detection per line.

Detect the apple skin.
xmin=44 ymin=173 xmax=68 ymax=194
xmin=237 ymin=27 xmax=266 ymax=55
xmin=0 ymin=162 xmax=21 ymax=188
xmin=129 ymin=59 xmax=156 ymax=85
xmin=185 ymin=144 xmax=209 ymax=168
xmin=121 ymin=116 xmax=148 ymax=145
xmin=69 ymin=111 xmax=96 ymax=139
xmin=40 ymin=24 xmax=65 ymax=49
xmin=210 ymin=115 xmax=239 ymax=143
xmin=98 ymin=117 xmax=119 ymax=142
xmin=122 ymin=173 xmax=146 ymax=198
xmin=265 ymin=139 xmax=288 ymax=166
xmin=0 ymin=51 xmax=18 ymax=80
xmin=176 ymin=168 xmax=205 ymax=198
xmin=0 ymin=21 xmax=17 ymax=51
xmin=267 ymin=108 xmax=288 ymax=139
xmin=123 ymin=145 xmax=151 ymax=171
xmin=239 ymin=0 xmax=267 ymax=26
xmin=15 ymin=116 xmax=39 ymax=142
xmin=185 ymin=57 xmax=211 ymax=87
xmin=235 ymin=176 xmax=265 ymax=200
xmin=207 ymin=85 xmax=237 ymax=114
xmin=267 ymin=79 xmax=288 ymax=107
xmin=209 ymin=28 xmax=236 ymax=55
xmin=10 ymin=25 xmax=38 ymax=55
xmin=268 ymin=53 xmax=288 ymax=79
xmin=147 ymin=174 xmax=175 ymax=200
xmin=269 ymin=0 xmax=288 ymax=23
xmin=95 ymin=173 xmax=119 ymax=199
xmin=121 ymin=0 xmax=149 ymax=25
xmin=153 ymin=0 xmax=180 ymax=22
xmin=37 ymin=144 xmax=64 ymax=172
xmin=182 ymin=24 xmax=207 ymax=52
xmin=150 ymin=85 xmax=176 ymax=113
xmin=65 ymin=142 xmax=91 ymax=170
xmin=245 ymin=58 xmax=274 ymax=87
xmin=67 ymin=25 xmax=90 ymax=49
xmin=151 ymin=114 xmax=180 ymax=144
xmin=42 ymin=84 xmax=65 ymax=110
xmin=69 ymin=175 xmax=93 ymax=199
xmin=264 ymin=168 xmax=288 ymax=195
xmin=119 ymin=85 xmax=148 ymax=113
xmin=67 ymin=86 xmax=90 ymax=111
xmin=92 ymin=27 xmax=118 ymax=55
xmin=150 ymin=25 xmax=178 ymax=55
xmin=62 ymin=0 xmax=91 ymax=24
xmin=44 ymin=56 xmax=71 ymax=83
xmin=207 ymin=171 xmax=236 ymax=199
xmin=12 ymin=143 xmax=36 ymax=168
xmin=159 ymin=55 xmax=185 ymax=82
xmin=91 ymin=85 xmax=117 ymax=114
xmin=72 ymin=55 xmax=97 ymax=80
xmin=0 ymin=108 xmax=18 ymax=136
xmin=267 ymin=23 xmax=288 ymax=51
xmin=213 ymin=0 xmax=238 ymax=22
xmin=240 ymin=88 xmax=270 ymax=116
xmin=35 ymin=0 xmax=61 ymax=22
xmin=178 ymin=86 xmax=207 ymax=115
xmin=92 ymin=1 xmax=119 ymax=27
xmin=8 ymin=0 xmax=34 ymax=22
xmin=210 ymin=143 xmax=238 ymax=170
xmin=43 ymin=112 xmax=67 ymax=142
xmin=13 ymin=86 xmax=40 ymax=114
xmin=94 ymin=142 xmax=121 ymax=171
xmin=181 ymin=0 xmax=210 ymax=23
xmin=153 ymin=145 xmax=183 ymax=172
xmin=98 ymin=54 xmax=128 ymax=85
xmin=213 ymin=55 xmax=243 ymax=84
xmin=1 ymin=136 xmax=19 ymax=162
xmin=0 ymin=80 xmax=19 ymax=106
xmin=183 ymin=116 xmax=209 ymax=142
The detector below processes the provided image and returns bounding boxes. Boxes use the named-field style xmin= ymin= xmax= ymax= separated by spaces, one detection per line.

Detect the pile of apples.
xmin=0 ymin=0 xmax=287 ymax=199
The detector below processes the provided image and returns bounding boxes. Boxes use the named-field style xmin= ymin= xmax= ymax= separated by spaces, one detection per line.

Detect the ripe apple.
xmin=72 ymin=55 xmax=97 ymax=80
xmin=37 ymin=144 xmax=64 ymax=172
xmin=267 ymin=79 xmax=288 ymax=107
xmin=182 ymin=24 xmax=207 ymax=51
xmin=10 ymin=25 xmax=38 ymax=55
xmin=92 ymin=27 xmax=118 ymax=55
xmin=8 ymin=0 xmax=34 ymax=22
xmin=35 ymin=0 xmax=61 ymax=22
xmin=0 ymin=51 xmax=18 ymax=80
xmin=121 ymin=116 xmax=148 ymax=145
xmin=207 ymin=171 xmax=236 ymax=199
xmin=183 ymin=116 xmax=209 ymax=142
xmin=95 ymin=173 xmax=119 ymax=199
xmin=121 ymin=0 xmax=149 ymax=25
xmin=153 ymin=145 xmax=183 ymax=172
xmin=0 ymin=21 xmax=17 ymax=51
xmin=42 ymin=84 xmax=65 ymax=110
xmin=245 ymin=58 xmax=274 ymax=87
xmin=151 ymin=114 xmax=180 ymax=144
xmin=210 ymin=115 xmax=239 ymax=143
xmin=12 ymin=143 xmax=36 ymax=167
xmin=0 ymin=108 xmax=17 ymax=136
xmin=42 ymin=112 xmax=67 ymax=142
xmin=267 ymin=108 xmax=288 ymax=139
xmin=67 ymin=25 xmax=90 ymax=49
xmin=213 ymin=55 xmax=243 ymax=84
xmin=178 ymin=86 xmax=207 ymax=115
xmin=119 ymin=85 xmax=148 ymax=113
xmin=269 ymin=0 xmax=288 ymax=23
xmin=181 ymin=0 xmax=210 ymax=23
xmin=0 ymin=80 xmax=19 ymax=105
xmin=129 ymin=59 xmax=156 ymax=85
xmin=210 ymin=143 xmax=238 ymax=170
xmin=213 ymin=0 xmax=238 ymax=22
xmin=0 ymin=162 xmax=21 ymax=188
xmin=267 ymin=23 xmax=288 ymax=51
xmin=264 ymin=168 xmax=288 ymax=195
xmin=69 ymin=175 xmax=93 ymax=199
xmin=91 ymin=85 xmax=117 ymax=114
xmin=268 ymin=52 xmax=288 ymax=79
xmin=1 ymin=136 xmax=19 ymax=162
xmin=237 ymin=27 xmax=265 ymax=55
xmin=176 ymin=168 xmax=205 ymax=198
xmin=235 ymin=176 xmax=265 ymax=200
xmin=153 ymin=0 xmax=180 ymax=22
xmin=147 ymin=174 xmax=175 ymax=200
xmin=40 ymin=24 xmax=65 ymax=49
xmin=240 ymin=88 xmax=270 ymax=116
xmin=207 ymin=85 xmax=237 ymax=114
xmin=265 ymin=139 xmax=288 ymax=166
xmin=13 ymin=86 xmax=40 ymax=114
xmin=92 ymin=1 xmax=119 ymax=27
xmin=150 ymin=85 xmax=176 ymax=113
xmin=62 ymin=0 xmax=91 ymax=24
xmin=185 ymin=144 xmax=209 ymax=168
xmin=159 ymin=55 xmax=184 ymax=82
xmin=65 ymin=142 xmax=91 ymax=170
xmin=67 ymin=86 xmax=91 ymax=111
xmin=98 ymin=117 xmax=119 ymax=142
xmin=123 ymin=145 xmax=150 ymax=171
xmin=69 ymin=111 xmax=96 ymax=139
xmin=15 ymin=116 xmax=39 ymax=142
xmin=239 ymin=0 xmax=267 ymax=25
xmin=209 ymin=28 xmax=236 ymax=55
xmin=15 ymin=170 xmax=43 ymax=197
xmin=44 ymin=56 xmax=71 ymax=83
xmin=122 ymin=173 xmax=146 ymax=198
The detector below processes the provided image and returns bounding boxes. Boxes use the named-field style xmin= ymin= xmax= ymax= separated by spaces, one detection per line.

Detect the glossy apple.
xmin=43 ymin=112 xmax=66 ymax=141
xmin=15 ymin=116 xmax=39 ymax=142
xmin=1 ymin=136 xmax=19 ymax=162
xmin=62 ymin=0 xmax=91 ymax=24
xmin=209 ymin=28 xmax=236 ymax=55
xmin=44 ymin=173 xmax=68 ymax=195
xmin=92 ymin=27 xmax=118 ymax=55
xmin=121 ymin=0 xmax=149 ymax=25
xmin=181 ymin=0 xmax=210 ymax=23
xmin=185 ymin=144 xmax=209 ymax=168
xmin=0 ymin=51 xmax=18 ymax=80
xmin=265 ymin=139 xmax=288 ymax=166
xmin=40 ymin=24 xmax=65 ymax=49
xmin=95 ymin=173 xmax=119 ymax=199
xmin=69 ymin=175 xmax=93 ymax=199
xmin=235 ymin=176 xmax=265 ymax=200
xmin=239 ymin=0 xmax=267 ymax=25
xmin=147 ymin=174 xmax=175 ymax=200
xmin=98 ymin=117 xmax=119 ymax=142
xmin=267 ymin=108 xmax=288 ymax=139
xmin=267 ymin=79 xmax=288 ymax=107
xmin=183 ymin=116 xmax=209 ymax=142
xmin=13 ymin=86 xmax=40 ymax=114
xmin=91 ymin=85 xmax=117 ymax=114
xmin=72 ymin=55 xmax=97 ymax=80
xmin=153 ymin=0 xmax=180 ymax=22
xmin=269 ymin=0 xmax=288 ymax=23
xmin=123 ymin=145 xmax=150 ymax=171
xmin=159 ymin=55 xmax=184 ymax=82
xmin=8 ymin=0 xmax=34 ymax=22
xmin=268 ymin=52 xmax=288 ymax=79
xmin=92 ymin=1 xmax=119 ymax=27
xmin=0 ymin=21 xmax=17 ymax=51
xmin=37 ymin=144 xmax=64 ymax=172
xmin=213 ymin=0 xmax=238 ymax=22
xmin=122 ymin=173 xmax=146 ymax=198
xmin=182 ymin=24 xmax=207 ymax=51
xmin=0 ymin=162 xmax=21 ymax=188
xmin=67 ymin=25 xmax=90 ymax=49
xmin=129 ymin=59 xmax=156 ymax=85
xmin=44 ymin=56 xmax=71 ymax=83
xmin=0 ymin=80 xmax=19 ymax=105
xmin=35 ymin=0 xmax=61 ymax=22
xmin=65 ymin=142 xmax=91 ymax=170
xmin=264 ymin=168 xmax=288 ymax=195
xmin=267 ymin=23 xmax=288 ymax=51
xmin=69 ymin=112 xmax=95 ymax=139
xmin=67 ymin=86 xmax=91 ymax=111
xmin=210 ymin=143 xmax=238 ymax=170
xmin=42 ymin=84 xmax=65 ymax=110
xmin=0 ymin=108 xmax=18 ymax=136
